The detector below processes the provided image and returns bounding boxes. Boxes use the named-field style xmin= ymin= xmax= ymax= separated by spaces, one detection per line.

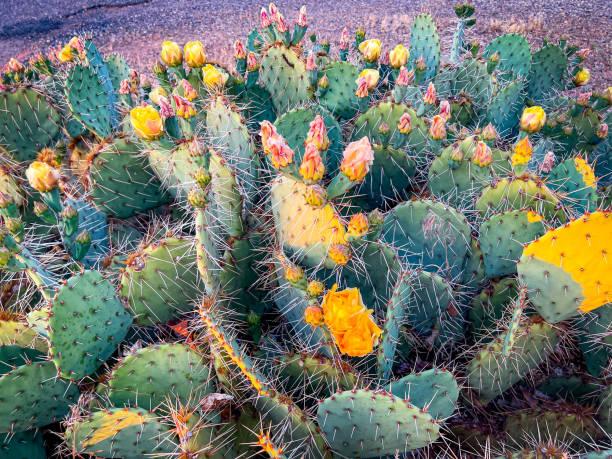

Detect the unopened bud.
xmin=187 ymin=188 xmax=209 ymax=208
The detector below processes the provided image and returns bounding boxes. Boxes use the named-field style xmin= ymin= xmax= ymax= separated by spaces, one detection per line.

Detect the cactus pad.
xmin=518 ymin=211 xmax=612 ymax=323
xmin=317 ymin=389 xmax=440 ymax=456
xmin=65 ymin=408 xmax=172 ymax=458
xmin=88 ymin=137 xmax=168 ymax=218
xmin=409 ymin=14 xmax=441 ymax=80
xmin=0 ymin=88 xmax=61 ymax=162
xmin=49 ymin=270 xmax=131 ymax=379
xmin=259 ymin=46 xmax=311 ymax=112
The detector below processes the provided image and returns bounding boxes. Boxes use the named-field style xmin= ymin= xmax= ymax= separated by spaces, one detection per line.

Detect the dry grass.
xmin=488 ymin=15 xmax=544 ymax=35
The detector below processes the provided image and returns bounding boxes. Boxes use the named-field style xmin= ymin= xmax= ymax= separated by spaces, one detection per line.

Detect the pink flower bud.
xmin=379 ymin=50 xmax=390 ymax=66
xmin=416 ymin=54 xmax=426 ymax=71
xmin=597 ymin=123 xmax=608 ymax=139
xmin=577 ymin=92 xmax=592 ymax=106
xmin=247 ymin=52 xmax=259 ymax=71
xmin=340 ymin=137 xmax=374 ymax=181
xmin=119 ymin=79 xmax=131 ymax=95
xmin=182 ymin=79 xmax=198 ymax=101
xmin=355 ymin=77 xmax=369 ymax=98
xmin=157 ymin=96 xmax=174 ymax=118
xmin=577 ymin=48 xmax=590 ymax=60
xmin=299 ymin=142 xmax=325 ymax=182
xmin=268 ymin=3 xmax=279 ymax=18
xmin=306 ymin=115 xmax=330 ymax=151
xmin=438 ymin=100 xmax=451 ymax=122
xmin=423 ymin=82 xmax=436 ymax=105
xmin=297 ymin=5 xmax=307 ymax=27
xmin=471 ymin=141 xmax=492 ymax=167
xmin=482 ymin=123 xmax=498 ymax=141
xmin=259 ymin=120 xmax=278 ymax=152
xmin=397 ymin=112 xmax=412 ymax=134
xmin=340 ymin=27 xmax=349 ymax=50
xmin=428 ymin=115 xmax=446 ymax=140
xmin=450 ymin=145 xmax=463 ymax=162
xmin=276 ymin=13 xmax=289 ymax=33
xmin=266 ymin=136 xmax=294 ymax=169
xmin=539 ymin=151 xmax=556 ymax=173
xmin=234 ymin=40 xmax=246 ymax=59
xmin=173 ymin=94 xmax=197 ymax=119
xmin=395 ymin=66 xmax=414 ymax=86
xmin=305 ymin=51 xmax=316 ymax=71
xmin=261 ymin=8 xmax=272 ymax=28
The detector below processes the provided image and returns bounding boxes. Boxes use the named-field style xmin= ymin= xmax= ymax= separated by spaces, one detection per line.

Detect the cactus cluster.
xmin=0 ymin=3 xmax=610 ymax=458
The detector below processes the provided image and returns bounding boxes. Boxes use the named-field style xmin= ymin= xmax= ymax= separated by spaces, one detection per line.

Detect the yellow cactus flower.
xmin=472 ymin=141 xmax=493 ymax=167
xmin=306 ymin=280 xmax=324 ymax=297
xmin=511 ymin=136 xmax=533 ymax=166
xmin=57 ymin=44 xmax=74 ymax=62
xmin=130 ymin=104 xmax=164 ymax=140
xmin=25 ymin=161 xmax=60 ymax=193
xmin=358 ymin=39 xmax=381 ymax=62
xmin=304 ymin=304 xmax=324 ymax=326
xmin=357 ymin=69 xmax=380 ymax=90
xmin=573 ymin=157 xmax=596 ymax=188
xmin=347 ymin=213 xmax=369 ymax=237
xmin=340 ymin=137 xmax=374 ymax=181
xmin=328 ymin=243 xmax=350 ymax=265
xmin=321 ymin=284 xmax=382 ymax=357
xmin=573 ymin=68 xmax=590 ymax=86
xmin=149 ymin=86 xmax=167 ymax=106
xmin=299 ymin=143 xmax=325 ymax=182
xmin=389 ymin=44 xmax=409 ymax=69
xmin=520 ymin=106 xmax=547 ymax=134
xmin=160 ymin=41 xmax=183 ymax=67
xmin=202 ymin=64 xmax=227 ymax=89
xmin=183 ymin=41 xmax=207 ymax=67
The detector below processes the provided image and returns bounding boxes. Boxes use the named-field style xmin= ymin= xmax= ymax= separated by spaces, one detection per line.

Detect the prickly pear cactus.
xmin=0 ymin=4 xmax=609 ymax=458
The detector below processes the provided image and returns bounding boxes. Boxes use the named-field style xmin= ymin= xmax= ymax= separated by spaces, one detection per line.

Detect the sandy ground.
xmin=0 ymin=0 xmax=610 ymax=87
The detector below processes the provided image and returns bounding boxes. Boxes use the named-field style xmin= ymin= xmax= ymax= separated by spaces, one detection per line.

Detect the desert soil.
xmin=0 ymin=0 xmax=610 ymax=87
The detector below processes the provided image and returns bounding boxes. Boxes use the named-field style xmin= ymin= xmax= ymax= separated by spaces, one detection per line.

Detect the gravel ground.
xmin=0 ymin=0 xmax=610 ymax=87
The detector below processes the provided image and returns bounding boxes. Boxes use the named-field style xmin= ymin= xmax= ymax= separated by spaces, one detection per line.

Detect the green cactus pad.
xmin=61 ymin=198 xmax=109 ymax=268
xmin=274 ymin=105 xmax=343 ymax=175
xmin=147 ymin=142 xmax=205 ymax=199
xmin=84 ymin=39 xmax=119 ymax=128
xmin=478 ymin=210 xmax=547 ymax=278
xmin=65 ymin=64 xmax=113 ymax=138
xmin=380 ymin=199 xmax=471 ymax=279
xmin=470 ymin=278 xmax=519 ymax=336
xmin=476 ymin=177 xmax=565 ymax=221
xmin=526 ymin=45 xmax=568 ymax=105
xmin=460 ymin=237 xmax=487 ymax=290
xmin=388 ymin=368 xmax=459 ymax=420
xmin=573 ymin=305 xmax=611 ymax=378
xmin=276 ymin=351 xmax=358 ymax=398
xmin=104 ymin=55 xmax=131 ymax=93
xmin=428 ymin=137 xmax=510 ymax=208
xmin=409 ymin=14 xmax=441 ymax=80
xmin=504 ymin=404 xmax=601 ymax=448
xmin=378 ymin=270 xmax=412 ymax=380
xmin=0 ymin=429 xmax=45 ymax=458
xmin=207 ymin=149 xmax=245 ymax=237
xmin=317 ymin=389 xmax=440 ymax=456
xmin=259 ymin=46 xmax=311 ymax=112
xmin=89 ymin=137 xmax=168 ymax=218
xmin=102 ymin=343 xmax=212 ymax=411
xmin=0 ymin=88 xmax=61 ymax=162
xmin=206 ymin=97 xmax=259 ymax=199
xmin=65 ymin=407 xmax=172 ymax=458
xmin=240 ymin=85 xmax=277 ymax=127
xmin=483 ymin=34 xmax=532 ymax=81
xmin=546 ymin=157 xmax=598 ymax=214
xmin=467 ymin=320 xmax=559 ymax=403
xmin=49 ymin=270 xmax=131 ymax=379
xmin=0 ymin=354 xmax=79 ymax=431
xmin=486 ymin=80 xmax=525 ymax=138
xmin=405 ymin=269 xmax=454 ymax=335
xmin=120 ymin=237 xmax=200 ymax=326
xmin=317 ymin=61 xmax=361 ymax=119
xmin=451 ymin=60 xmax=493 ymax=109
xmin=599 ymin=384 xmax=612 ymax=434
